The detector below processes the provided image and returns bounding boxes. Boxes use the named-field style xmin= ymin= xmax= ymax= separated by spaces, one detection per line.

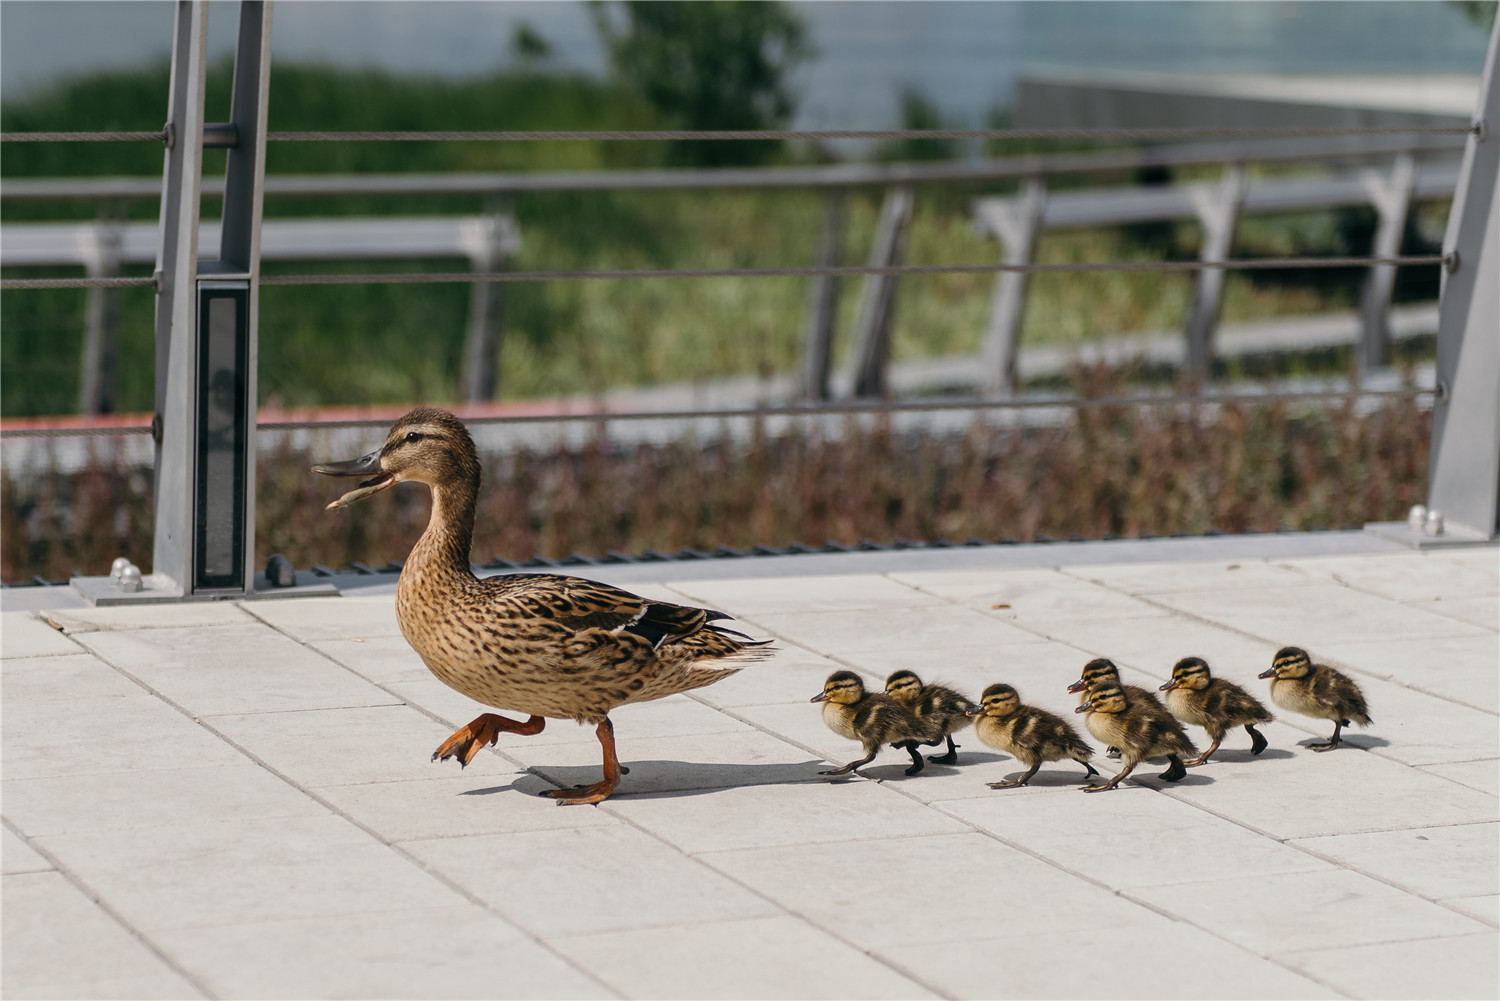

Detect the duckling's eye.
xmin=404 ymin=431 xmax=423 ymax=444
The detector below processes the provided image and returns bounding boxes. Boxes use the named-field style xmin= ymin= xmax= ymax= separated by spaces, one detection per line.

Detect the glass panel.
xmin=195 ymin=288 xmax=246 ymax=590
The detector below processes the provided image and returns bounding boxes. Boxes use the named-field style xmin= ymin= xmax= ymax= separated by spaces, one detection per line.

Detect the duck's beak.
xmin=1066 ymin=679 xmax=1087 ymax=693
xmin=312 ymin=448 xmax=395 ymax=509
xmin=810 ymin=692 xmax=829 ymax=703
xmin=1257 ymin=667 xmax=1277 ymax=679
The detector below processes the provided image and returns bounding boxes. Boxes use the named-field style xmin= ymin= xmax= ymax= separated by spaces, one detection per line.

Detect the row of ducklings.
xmin=811 ymin=645 xmax=1372 ymax=793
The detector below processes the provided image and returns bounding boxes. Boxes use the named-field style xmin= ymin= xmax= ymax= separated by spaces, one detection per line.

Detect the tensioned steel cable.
xmin=0 ymin=276 xmax=158 ymax=291
xmin=0 ymin=125 xmax=1480 ymax=143
xmin=0 ymin=387 xmax=1436 ymax=439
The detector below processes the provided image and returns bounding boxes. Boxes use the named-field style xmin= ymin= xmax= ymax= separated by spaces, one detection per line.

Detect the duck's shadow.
xmin=461 ymin=759 xmax=830 ymax=800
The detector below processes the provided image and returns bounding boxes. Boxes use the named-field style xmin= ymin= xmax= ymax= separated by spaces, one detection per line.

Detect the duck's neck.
xmin=407 ymin=476 xmax=479 ymax=584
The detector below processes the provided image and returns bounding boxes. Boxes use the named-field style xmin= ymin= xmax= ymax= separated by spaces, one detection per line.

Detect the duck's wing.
xmin=480 ymin=573 xmax=728 ymax=646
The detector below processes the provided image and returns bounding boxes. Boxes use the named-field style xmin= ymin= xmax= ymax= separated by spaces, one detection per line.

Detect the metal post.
xmin=978 ymin=178 xmax=1046 ymax=397
xmin=78 ymin=203 xmax=125 ymax=415
xmin=800 ymin=188 xmax=846 ymax=402
xmin=848 ymin=186 xmax=913 ymax=398
xmin=1183 ymin=163 xmax=1244 ymax=382
xmin=460 ymin=200 xmax=515 ymax=402
xmin=1358 ymin=152 xmax=1416 ymax=371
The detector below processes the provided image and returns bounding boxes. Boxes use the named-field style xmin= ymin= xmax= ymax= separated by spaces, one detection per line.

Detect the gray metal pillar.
xmin=79 ymin=203 xmax=125 ymax=415
xmin=1358 ymin=152 xmax=1416 ymax=371
xmin=1183 ymin=163 xmax=1244 ymax=382
xmin=800 ymin=188 xmax=846 ymax=402
xmin=848 ymin=186 xmax=913 ymax=399
xmin=460 ymin=203 xmax=516 ymax=403
xmin=978 ymin=178 xmax=1046 ymax=397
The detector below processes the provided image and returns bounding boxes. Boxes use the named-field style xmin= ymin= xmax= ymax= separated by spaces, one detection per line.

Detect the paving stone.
xmin=405 ymin=825 xmax=781 ymax=938
xmin=883 ymin=748 xmax=1087 ymax=804
xmin=0 ymin=612 xmax=83 ymax=658
xmin=1159 ymin=721 xmax=1498 ymax=839
xmin=1308 ymin=673 xmax=1500 ymax=767
xmin=3 ymin=763 xmax=324 ymax=837
xmin=206 ymin=704 xmax=518 ymax=788
xmin=239 ymin=593 xmax=404 ymax=641
xmin=1410 ymin=595 xmax=1500 ymax=631
xmin=3 ymin=652 xmax=144 ymax=703
xmin=549 ymin=914 xmax=936 ymax=1000
xmin=1127 ymin=868 xmax=1489 ymax=954
xmin=151 ymin=906 xmax=611 ymax=999
xmin=3 ymin=693 xmax=248 ymax=780
xmin=2 ymin=826 xmax=51 ymax=875
xmin=1289 ymin=822 xmax=1498 ymax=901
xmin=1442 ymin=894 xmax=1499 ymax=927
xmin=1 ymin=870 xmax=204 ymax=999
xmin=1062 ymin=558 xmax=1321 ymax=595
xmin=75 ymin=624 xmax=403 ymax=716
xmin=317 ymin=772 xmax=621 ymax=843
xmin=731 ymin=699 xmax=927 ymax=775
xmin=836 ymin=638 xmax=1094 ymax=704
xmin=751 ymin=603 xmax=1042 ymax=656
xmin=665 ymin=573 xmax=942 ymax=615
xmin=1419 ymin=758 xmax=1500 ymax=797
xmin=1280 ymin=551 xmax=1500 ymax=603
xmin=1314 ymin=634 xmax=1500 ymax=714
xmin=685 ymin=644 xmax=846 ymax=708
xmin=1429 ymin=547 xmax=1500 ymax=577
xmin=607 ymin=777 xmax=969 ymax=853
xmin=887 ymin=566 xmax=1175 ymax=622
xmin=1016 ymin=614 xmax=1282 ymax=685
xmin=45 ymin=602 xmax=253 ymax=634
xmin=877 ymin=922 xmax=1339 ymax=1000
xmin=1149 ymin=583 xmax=1489 ymax=645
xmin=310 ymin=634 xmax=429 ymax=685
xmin=938 ymin=785 xmax=1333 ymax=889
xmin=701 ymin=832 xmax=1159 ymax=950
xmin=35 ymin=814 xmax=463 ymax=933
xmin=1274 ymin=932 xmax=1499 ymax=1000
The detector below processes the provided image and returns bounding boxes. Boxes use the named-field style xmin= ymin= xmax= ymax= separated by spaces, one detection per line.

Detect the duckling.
xmin=1074 ymin=683 xmax=1199 ymax=792
xmin=812 ymin=671 xmax=934 ymax=776
xmin=315 ymin=407 xmax=773 ymax=806
xmin=966 ymin=683 xmax=1098 ymax=788
xmin=1066 ymin=658 xmax=1166 ymax=758
xmin=884 ymin=669 xmax=976 ymax=765
xmin=1258 ymin=646 xmax=1371 ymax=752
xmin=1159 ymin=656 xmax=1273 ymax=765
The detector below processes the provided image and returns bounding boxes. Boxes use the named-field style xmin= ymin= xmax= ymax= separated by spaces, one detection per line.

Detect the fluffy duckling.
xmin=1074 ymin=683 xmax=1198 ymax=792
xmin=1067 ymin=658 xmax=1166 ymax=758
xmin=1160 ymin=656 xmax=1273 ymax=765
xmin=884 ymin=669 xmax=976 ymax=765
xmin=1259 ymin=646 xmax=1371 ymax=751
xmin=966 ymin=683 xmax=1098 ymax=788
xmin=812 ymin=671 xmax=933 ymax=776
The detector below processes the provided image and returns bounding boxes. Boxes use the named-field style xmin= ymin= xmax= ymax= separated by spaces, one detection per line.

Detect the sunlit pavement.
xmin=3 ymin=532 xmax=1496 ymax=999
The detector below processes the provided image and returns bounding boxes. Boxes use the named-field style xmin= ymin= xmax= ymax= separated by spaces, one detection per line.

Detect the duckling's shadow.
xmin=465 ymin=760 xmax=830 ymax=801
xmin=1209 ymin=747 xmax=1296 ymax=763
xmin=1292 ymin=735 xmax=1390 ymax=751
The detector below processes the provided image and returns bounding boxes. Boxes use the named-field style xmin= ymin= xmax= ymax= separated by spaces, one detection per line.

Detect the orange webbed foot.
xmin=432 ymin=713 xmax=545 ymax=767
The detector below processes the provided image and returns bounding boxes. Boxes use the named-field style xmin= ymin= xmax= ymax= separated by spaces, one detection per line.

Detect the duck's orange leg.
xmin=432 ymin=713 xmax=545 ymax=767
xmin=542 ymin=717 xmax=622 ymax=806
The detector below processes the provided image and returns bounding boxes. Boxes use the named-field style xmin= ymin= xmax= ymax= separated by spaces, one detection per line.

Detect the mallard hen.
xmin=1259 ymin=646 xmax=1371 ymax=752
xmin=315 ymin=407 xmax=772 ymax=805
xmin=1160 ymin=656 xmax=1273 ymax=765
xmin=884 ymin=669 xmax=975 ymax=765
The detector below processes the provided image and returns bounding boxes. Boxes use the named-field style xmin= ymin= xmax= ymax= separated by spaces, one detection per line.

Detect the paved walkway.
xmin=2 ymin=535 xmax=1496 ymax=999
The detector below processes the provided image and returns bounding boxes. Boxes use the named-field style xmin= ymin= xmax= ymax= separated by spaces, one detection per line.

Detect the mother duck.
xmin=315 ymin=407 xmax=772 ymax=804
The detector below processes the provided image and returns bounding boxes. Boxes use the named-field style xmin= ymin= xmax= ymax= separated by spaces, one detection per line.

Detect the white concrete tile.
xmin=404 ymin=825 xmax=781 ymax=937
xmin=44 ymin=602 xmax=253 ymax=633
xmin=1282 ymin=551 xmax=1500 ymax=603
xmin=879 ymin=923 xmax=1338 ymax=1000
xmin=665 ymin=573 xmax=942 ymax=615
xmin=35 ymin=814 xmax=463 ymax=933
xmin=0 ymin=613 xmax=83 ymax=658
xmin=75 ymin=624 xmax=403 ymax=716
xmin=380 ymin=670 xmax=500 ymax=725
xmin=884 ymin=748 xmax=1089 ymax=804
xmin=550 ymin=915 xmax=936 ymax=1000
xmin=207 ymin=704 xmax=520 ymax=788
xmin=1159 ymin=721 xmax=1499 ymax=839
xmin=939 ymin=786 xmax=1332 ymax=889
xmin=3 ymin=764 xmax=324 ymax=837
xmin=701 ymin=832 xmax=1159 ymax=950
xmin=1295 ymin=671 xmax=1500 ymax=768
xmin=2 ymin=652 xmax=143 ymax=702
xmin=1127 ymin=868 xmax=1488 ymax=954
xmin=1429 ymin=547 xmax=1500 ymax=578
xmin=1 ymin=870 xmax=204 ymax=999
xmin=731 ymin=699 xmax=931 ymax=777
xmin=2 ymin=693 xmax=248 ymax=780
xmin=318 ymin=773 xmax=621 ymax=843
xmin=153 ymin=906 xmax=611 ymax=1000
xmin=1443 ymin=894 xmax=1499 ymax=927
xmin=2 ymin=827 xmax=51 ymax=875
xmin=4 ymin=973 xmax=204 ymax=999
xmin=1150 ymin=583 xmax=1488 ymax=645
xmin=1275 ymin=932 xmax=1499 ymax=1000
xmin=836 ymin=639 xmax=1097 ymax=706
xmin=309 ymin=634 xmax=428 ymax=685
xmin=1062 ymin=558 xmax=1320 ymax=595
xmin=1411 ymin=594 xmax=1500 ymax=631
xmin=686 ymin=644 xmax=847 ymax=708
xmin=751 ymin=603 xmax=1041 ymax=656
xmin=889 ymin=566 xmax=1174 ymax=621
xmin=239 ymin=593 xmax=403 ymax=641
xmin=1420 ymin=759 xmax=1500 ymax=797
xmin=1015 ymin=614 xmax=1281 ymax=686
xmin=1315 ymin=634 xmax=1500 ymax=714
xmin=1290 ymin=823 xmax=1498 ymax=901
xmin=608 ymin=779 xmax=969 ymax=854
xmin=489 ymin=696 xmax=745 ymax=749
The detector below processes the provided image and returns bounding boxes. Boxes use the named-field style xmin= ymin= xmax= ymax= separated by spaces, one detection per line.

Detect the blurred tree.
xmin=1447 ymin=1 xmax=1496 ymax=30
xmin=511 ymin=22 xmax=554 ymax=68
xmin=880 ymin=87 xmax=957 ymax=162
xmin=589 ymin=0 xmax=808 ymax=165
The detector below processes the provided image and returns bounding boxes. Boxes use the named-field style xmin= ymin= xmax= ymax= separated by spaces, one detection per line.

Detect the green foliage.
xmin=880 ymin=88 xmax=959 ymax=163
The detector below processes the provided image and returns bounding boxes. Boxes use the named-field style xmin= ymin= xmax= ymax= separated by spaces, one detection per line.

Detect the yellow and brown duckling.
xmin=1074 ymin=682 xmax=1199 ymax=792
xmin=1067 ymin=658 xmax=1167 ymax=758
xmin=1160 ymin=656 xmax=1273 ymax=765
xmin=884 ymin=669 xmax=976 ymax=765
xmin=812 ymin=671 xmax=934 ymax=776
xmin=1259 ymin=646 xmax=1371 ymax=752
xmin=966 ymin=683 xmax=1098 ymax=788
xmin=315 ymin=407 xmax=773 ymax=806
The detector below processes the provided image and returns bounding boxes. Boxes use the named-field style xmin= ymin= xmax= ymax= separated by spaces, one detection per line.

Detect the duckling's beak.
xmin=1074 ymin=701 xmax=1091 ymax=713
xmin=1160 ymin=679 xmax=1179 ymax=691
xmin=1066 ymin=679 xmax=1087 ymax=693
xmin=313 ymin=448 xmax=396 ymax=509
xmin=1257 ymin=667 xmax=1277 ymax=679
xmin=965 ymin=705 xmax=985 ymax=716
xmin=810 ymin=692 xmax=829 ymax=703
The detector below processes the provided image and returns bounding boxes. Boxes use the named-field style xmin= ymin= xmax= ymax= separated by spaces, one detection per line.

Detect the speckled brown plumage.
xmin=1259 ymin=646 xmax=1371 ymax=752
xmin=1067 ymin=657 xmax=1167 ymax=758
xmin=884 ymin=669 xmax=976 ymax=765
xmin=316 ymin=407 xmax=772 ymax=804
xmin=813 ymin=671 xmax=935 ymax=776
xmin=1160 ymin=656 xmax=1273 ymax=765
xmin=1075 ymin=682 xmax=1199 ymax=792
xmin=968 ymin=683 xmax=1098 ymax=788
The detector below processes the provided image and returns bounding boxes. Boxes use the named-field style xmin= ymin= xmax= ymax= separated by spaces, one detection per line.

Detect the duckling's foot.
xmin=822 ymin=750 xmax=877 ymax=776
xmin=903 ymin=742 xmax=927 ymax=776
xmin=432 ymin=713 xmax=545 ymax=767
xmin=1185 ymin=739 xmax=1221 ymax=767
xmin=541 ymin=718 xmax=622 ymax=805
xmin=1246 ymin=724 xmax=1269 ymax=755
xmin=990 ymin=763 xmax=1040 ymax=789
xmin=1309 ymin=722 xmax=1345 ymax=752
xmin=927 ymin=736 xmax=960 ymax=765
xmin=1106 ymin=746 xmax=1122 ymax=759
xmin=1158 ymin=755 xmax=1188 ymax=782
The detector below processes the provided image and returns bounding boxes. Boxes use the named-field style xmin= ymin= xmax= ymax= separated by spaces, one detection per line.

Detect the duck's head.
xmin=1161 ymin=656 xmax=1212 ymax=692
xmin=968 ymin=683 xmax=1020 ymax=718
xmin=1260 ymin=646 xmax=1312 ymax=680
xmin=812 ymin=670 xmax=867 ymax=705
xmin=1068 ymin=657 xmax=1121 ymax=694
xmin=313 ymin=407 xmax=479 ymax=509
xmin=884 ymin=669 xmax=924 ymax=703
xmin=1075 ymin=683 xmax=1127 ymax=715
